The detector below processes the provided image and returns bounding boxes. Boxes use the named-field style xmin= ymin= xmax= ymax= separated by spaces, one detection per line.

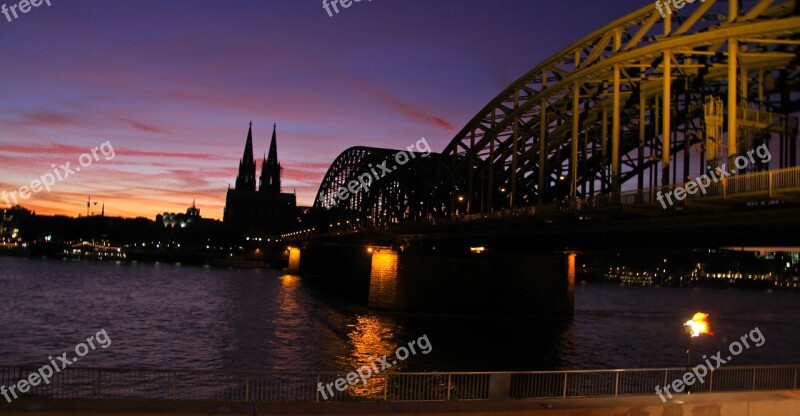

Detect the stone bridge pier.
xmin=287 ymin=244 xmax=575 ymax=319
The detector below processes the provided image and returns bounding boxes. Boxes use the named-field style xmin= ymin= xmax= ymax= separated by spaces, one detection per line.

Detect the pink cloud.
xmin=118 ymin=118 xmax=171 ymax=134
xmin=354 ymin=82 xmax=455 ymax=131
xmin=8 ymin=109 xmax=76 ymax=127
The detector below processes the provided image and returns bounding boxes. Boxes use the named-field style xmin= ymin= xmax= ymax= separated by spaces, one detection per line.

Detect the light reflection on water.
xmin=1 ymin=256 xmax=798 ymax=373
xmin=340 ymin=315 xmax=399 ymax=397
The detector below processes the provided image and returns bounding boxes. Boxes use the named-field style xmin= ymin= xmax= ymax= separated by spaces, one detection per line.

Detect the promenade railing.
xmin=1 ymin=365 xmax=797 ymax=402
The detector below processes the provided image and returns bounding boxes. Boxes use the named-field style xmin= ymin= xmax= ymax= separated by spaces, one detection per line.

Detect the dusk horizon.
xmin=1 ymin=0 xmax=650 ymax=220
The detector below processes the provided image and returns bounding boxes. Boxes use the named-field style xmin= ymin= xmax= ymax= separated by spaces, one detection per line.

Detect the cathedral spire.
xmin=244 ymin=121 xmax=255 ymax=163
xmin=259 ymin=123 xmax=282 ymax=193
xmin=235 ymin=122 xmax=257 ymax=191
xmin=267 ymin=123 xmax=278 ymax=165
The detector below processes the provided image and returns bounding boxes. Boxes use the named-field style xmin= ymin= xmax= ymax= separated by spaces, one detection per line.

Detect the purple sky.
xmin=0 ymin=0 xmax=653 ymax=219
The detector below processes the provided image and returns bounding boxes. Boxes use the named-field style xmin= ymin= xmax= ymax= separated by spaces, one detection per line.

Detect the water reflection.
xmin=339 ymin=315 xmax=399 ymax=397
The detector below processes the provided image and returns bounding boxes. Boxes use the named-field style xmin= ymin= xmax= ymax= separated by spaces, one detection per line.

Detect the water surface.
xmin=1 ymin=256 xmax=798 ymax=372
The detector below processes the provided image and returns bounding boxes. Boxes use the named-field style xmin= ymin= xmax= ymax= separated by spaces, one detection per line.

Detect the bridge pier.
xmin=367 ymin=249 xmax=575 ymax=319
xmin=367 ymin=249 xmax=401 ymax=309
xmin=286 ymin=244 xmax=575 ymax=318
xmin=285 ymin=244 xmax=373 ymax=302
xmin=287 ymin=246 xmax=301 ymax=273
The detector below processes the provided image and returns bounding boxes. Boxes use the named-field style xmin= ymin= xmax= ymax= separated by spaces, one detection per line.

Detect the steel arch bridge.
xmin=311 ymin=0 xmax=800 ymax=229
xmin=311 ymin=146 xmax=456 ymax=228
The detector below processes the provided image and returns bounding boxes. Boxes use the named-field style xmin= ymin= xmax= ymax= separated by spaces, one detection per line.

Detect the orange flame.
xmin=685 ymin=312 xmax=713 ymax=337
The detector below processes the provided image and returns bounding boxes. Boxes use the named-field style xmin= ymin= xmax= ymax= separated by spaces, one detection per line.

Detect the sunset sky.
xmin=0 ymin=0 xmax=651 ymax=220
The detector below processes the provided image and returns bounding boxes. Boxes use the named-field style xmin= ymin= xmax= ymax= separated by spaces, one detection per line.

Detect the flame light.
xmin=684 ymin=312 xmax=713 ymax=337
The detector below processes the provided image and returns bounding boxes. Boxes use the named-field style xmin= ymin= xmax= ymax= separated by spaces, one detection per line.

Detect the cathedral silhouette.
xmin=223 ymin=122 xmax=298 ymax=235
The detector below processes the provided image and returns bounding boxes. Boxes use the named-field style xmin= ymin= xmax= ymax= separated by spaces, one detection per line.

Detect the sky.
xmin=0 ymin=0 xmax=655 ymax=220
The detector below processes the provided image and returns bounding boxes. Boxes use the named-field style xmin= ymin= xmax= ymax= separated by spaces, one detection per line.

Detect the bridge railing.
xmin=604 ymin=166 xmax=800 ymax=209
xmin=771 ymin=166 xmax=800 ymax=192
xmin=0 ymin=365 xmax=796 ymax=402
xmin=486 ymin=167 xmax=800 ymax=217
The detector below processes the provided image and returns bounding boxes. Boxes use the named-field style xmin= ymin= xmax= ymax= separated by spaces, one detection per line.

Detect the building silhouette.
xmin=156 ymin=199 xmax=202 ymax=229
xmin=223 ymin=122 xmax=297 ymax=235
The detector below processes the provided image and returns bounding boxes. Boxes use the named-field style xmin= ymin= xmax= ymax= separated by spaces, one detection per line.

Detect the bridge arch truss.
xmin=311 ymin=147 xmax=455 ymax=228
xmin=307 ymin=0 xmax=800 ymax=230
xmin=440 ymin=0 xmax=800 ymax=213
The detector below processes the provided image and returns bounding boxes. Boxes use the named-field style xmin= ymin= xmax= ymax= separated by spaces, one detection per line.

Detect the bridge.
xmin=286 ymin=1 xmax=800 ymax=317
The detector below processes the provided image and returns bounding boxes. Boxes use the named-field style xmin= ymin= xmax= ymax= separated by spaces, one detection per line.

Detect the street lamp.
xmin=683 ymin=312 xmax=712 ymax=391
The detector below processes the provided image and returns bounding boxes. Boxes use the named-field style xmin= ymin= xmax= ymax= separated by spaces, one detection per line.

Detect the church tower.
xmin=224 ymin=121 xmax=297 ymax=235
xmin=259 ymin=124 xmax=282 ymax=193
xmin=235 ymin=122 xmax=257 ymax=192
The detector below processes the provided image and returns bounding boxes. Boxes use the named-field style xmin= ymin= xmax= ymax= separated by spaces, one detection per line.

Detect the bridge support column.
xmin=368 ymin=249 xmax=402 ymax=309
xmin=287 ymin=246 xmax=301 ymax=273
xmin=285 ymin=243 xmax=373 ymax=303
xmin=367 ymin=249 xmax=575 ymax=318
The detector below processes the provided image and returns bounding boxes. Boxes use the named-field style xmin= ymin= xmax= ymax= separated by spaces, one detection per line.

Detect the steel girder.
xmin=440 ymin=0 xmax=800 ymax=213
xmin=311 ymin=146 xmax=456 ymax=229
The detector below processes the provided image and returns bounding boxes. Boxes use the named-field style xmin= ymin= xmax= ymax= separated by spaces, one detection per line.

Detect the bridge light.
xmin=367 ymin=247 xmax=373 ymax=253
xmin=470 ymin=247 xmax=486 ymax=254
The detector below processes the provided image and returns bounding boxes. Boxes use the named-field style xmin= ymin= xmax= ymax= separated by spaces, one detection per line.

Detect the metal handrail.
xmin=1 ymin=365 xmax=797 ymax=403
xmin=600 ymin=166 xmax=800 ymax=209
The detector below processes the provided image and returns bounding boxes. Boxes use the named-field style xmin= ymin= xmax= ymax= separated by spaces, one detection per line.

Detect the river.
xmin=1 ymin=256 xmax=798 ymax=373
